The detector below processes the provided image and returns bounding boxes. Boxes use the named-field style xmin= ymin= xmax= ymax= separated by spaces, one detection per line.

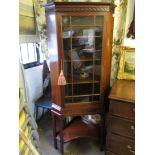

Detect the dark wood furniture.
xmin=45 ymin=2 xmax=114 ymax=154
xmin=106 ymin=80 xmax=135 ymax=155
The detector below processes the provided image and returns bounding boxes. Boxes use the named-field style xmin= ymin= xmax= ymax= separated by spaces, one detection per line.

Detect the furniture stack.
xmin=106 ymin=79 xmax=135 ymax=155
xmin=19 ymin=63 xmax=41 ymax=155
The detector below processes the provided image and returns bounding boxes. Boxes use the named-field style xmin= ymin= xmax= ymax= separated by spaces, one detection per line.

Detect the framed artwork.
xmin=117 ymin=46 xmax=135 ymax=80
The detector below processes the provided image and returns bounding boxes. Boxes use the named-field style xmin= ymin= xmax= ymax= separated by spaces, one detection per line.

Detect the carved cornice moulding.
xmin=45 ymin=2 xmax=115 ymax=13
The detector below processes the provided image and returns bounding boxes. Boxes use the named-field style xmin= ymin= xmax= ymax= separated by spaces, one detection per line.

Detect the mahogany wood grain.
xmin=45 ymin=2 xmax=115 ymax=154
xmin=56 ymin=117 xmax=100 ymax=142
xmin=109 ymin=116 xmax=135 ymax=139
xmin=109 ymin=80 xmax=135 ymax=103
xmin=106 ymin=133 xmax=135 ymax=155
xmin=106 ymin=151 xmax=118 ymax=155
xmin=109 ymin=100 xmax=135 ymax=121
xmin=106 ymin=80 xmax=135 ymax=155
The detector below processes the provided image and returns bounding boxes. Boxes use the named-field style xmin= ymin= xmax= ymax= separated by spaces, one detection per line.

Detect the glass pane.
xmin=63 ymin=40 xmax=71 ymax=61
xmin=62 ymin=27 xmax=72 ymax=61
xmin=72 ymin=38 xmax=95 ymax=61
xmin=62 ymin=27 xmax=72 ymax=38
xmin=64 ymin=62 xmax=71 ymax=83
xmin=96 ymin=16 xmax=104 ymax=25
xmin=73 ymin=96 xmax=92 ymax=103
xmin=71 ymin=16 xmax=94 ymax=25
xmin=94 ymin=83 xmax=100 ymax=94
xmin=73 ymin=61 xmax=93 ymax=83
xmin=92 ymin=95 xmax=100 ymax=101
xmin=95 ymin=50 xmax=101 ymax=60
xmin=94 ymin=60 xmax=101 ymax=81
xmin=73 ymin=83 xmax=93 ymax=95
xmin=95 ymin=27 xmax=103 ymax=37
xmin=65 ymin=84 xmax=72 ymax=96
xmin=65 ymin=97 xmax=72 ymax=103
xmin=62 ymin=16 xmax=70 ymax=26
xmin=95 ymin=27 xmax=102 ymax=52
xmin=72 ymin=27 xmax=95 ymax=37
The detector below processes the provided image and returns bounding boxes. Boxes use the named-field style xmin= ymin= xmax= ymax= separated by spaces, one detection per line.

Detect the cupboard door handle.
xmin=130 ymin=125 xmax=134 ymax=130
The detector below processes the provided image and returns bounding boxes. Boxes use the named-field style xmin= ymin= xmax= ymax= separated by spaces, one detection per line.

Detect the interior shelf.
xmin=56 ymin=117 xmax=100 ymax=143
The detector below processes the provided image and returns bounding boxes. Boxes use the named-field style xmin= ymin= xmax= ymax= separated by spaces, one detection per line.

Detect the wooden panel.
xmin=56 ymin=118 xmax=100 ymax=142
xmin=106 ymin=134 xmax=135 ymax=155
xmin=109 ymin=80 xmax=135 ymax=103
xmin=106 ymin=151 xmax=118 ymax=155
xmin=109 ymin=100 xmax=135 ymax=120
xmin=109 ymin=116 xmax=135 ymax=138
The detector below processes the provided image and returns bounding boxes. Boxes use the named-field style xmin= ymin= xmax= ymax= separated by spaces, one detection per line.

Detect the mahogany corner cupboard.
xmin=45 ymin=2 xmax=115 ymax=154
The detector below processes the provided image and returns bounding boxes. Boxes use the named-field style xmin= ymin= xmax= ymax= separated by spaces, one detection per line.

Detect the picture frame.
xmin=117 ymin=46 xmax=135 ymax=80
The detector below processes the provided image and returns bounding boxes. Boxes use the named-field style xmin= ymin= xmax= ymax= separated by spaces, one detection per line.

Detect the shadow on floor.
xmin=37 ymin=113 xmax=105 ymax=155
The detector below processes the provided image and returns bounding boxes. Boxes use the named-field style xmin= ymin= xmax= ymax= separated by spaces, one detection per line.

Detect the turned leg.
xmin=52 ymin=113 xmax=57 ymax=149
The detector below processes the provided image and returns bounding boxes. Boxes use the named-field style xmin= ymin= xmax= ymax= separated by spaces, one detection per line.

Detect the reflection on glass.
xmin=73 ymin=61 xmax=93 ymax=82
xmin=63 ymin=27 xmax=72 ymax=38
xmin=62 ymin=16 xmax=70 ymax=26
xmin=73 ymin=83 xmax=93 ymax=95
xmin=72 ymin=27 xmax=95 ymax=37
xmin=95 ymin=27 xmax=103 ymax=36
xmin=71 ymin=16 xmax=94 ymax=25
xmin=96 ymin=16 xmax=104 ymax=25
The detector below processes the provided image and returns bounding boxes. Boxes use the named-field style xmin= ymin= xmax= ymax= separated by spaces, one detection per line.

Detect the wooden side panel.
xmin=106 ymin=133 xmax=135 ymax=155
xmin=45 ymin=10 xmax=61 ymax=106
xmin=101 ymin=12 xmax=114 ymax=92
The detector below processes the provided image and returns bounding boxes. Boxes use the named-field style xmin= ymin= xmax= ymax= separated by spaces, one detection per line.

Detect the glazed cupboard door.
xmin=61 ymin=15 xmax=105 ymax=105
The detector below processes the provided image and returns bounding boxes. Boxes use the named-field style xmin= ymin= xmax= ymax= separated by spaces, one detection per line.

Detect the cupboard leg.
xmin=52 ymin=113 xmax=57 ymax=149
xmin=100 ymin=114 xmax=105 ymax=151
xmin=59 ymin=116 xmax=64 ymax=155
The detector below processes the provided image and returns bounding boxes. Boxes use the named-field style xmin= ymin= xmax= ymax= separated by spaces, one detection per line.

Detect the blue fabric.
xmin=35 ymin=97 xmax=53 ymax=109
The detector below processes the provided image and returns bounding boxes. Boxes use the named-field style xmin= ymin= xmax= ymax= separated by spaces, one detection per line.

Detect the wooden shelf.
xmin=64 ymin=59 xmax=101 ymax=62
xmin=66 ymin=79 xmax=100 ymax=84
xmin=63 ymin=36 xmax=102 ymax=39
xmin=65 ymin=94 xmax=100 ymax=98
xmin=56 ymin=117 xmax=100 ymax=143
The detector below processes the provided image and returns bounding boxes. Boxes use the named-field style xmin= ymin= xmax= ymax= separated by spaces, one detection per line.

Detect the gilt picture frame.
xmin=117 ymin=46 xmax=135 ymax=80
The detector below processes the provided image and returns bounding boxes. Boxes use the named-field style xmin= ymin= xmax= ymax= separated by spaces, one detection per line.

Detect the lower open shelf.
xmin=56 ymin=117 xmax=100 ymax=143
